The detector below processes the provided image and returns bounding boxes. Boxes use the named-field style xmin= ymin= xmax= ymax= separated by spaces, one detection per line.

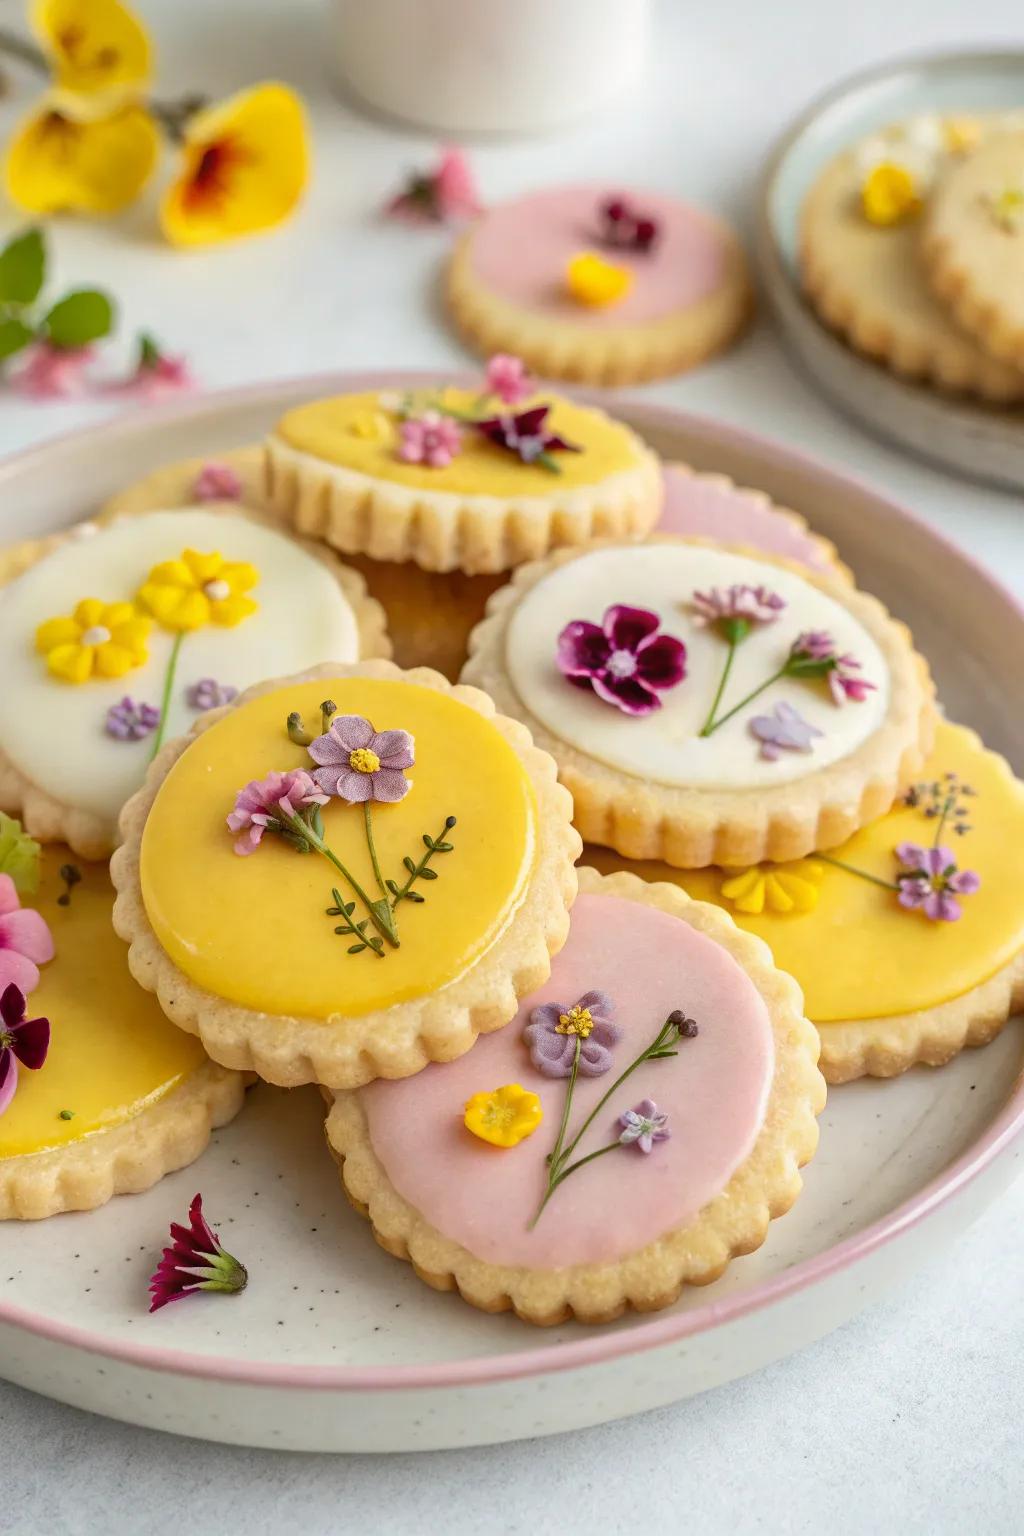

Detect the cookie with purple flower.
xmin=464 ymin=535 xmax=936 ymax=869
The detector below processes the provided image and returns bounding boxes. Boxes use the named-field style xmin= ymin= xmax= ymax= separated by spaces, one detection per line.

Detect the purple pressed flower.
xmin=827 ymin=654 xmax=876 ymax=705
xmin=618 ymin=1097 xmax=670 ymax=1154
xmin=523 ymin=989 xmax=620 ymax=1078
xmin=192 ymin=461 xmax=243 ymax=502
xmin=474 ymin=405 xmax=581 ymax=469
xmin=105 ymin=697 xmax=160 ymax=741
xmin=186 ymin=677 xmax=238 ymax=712
xmin=0 ymin=982 xmax=50 ymax=1118
xmin=691 ymin=583 xmax=786 ymax=634
xmin=485 ymin=354 xmax=532 ymax=406
xmin=556 ymin=603 xmax=687 ymax=716
xmin=895 ymin=842 xmax=981 ymax=922
xmin=786 ymin=632 xmax=877 ymax=706
xmin=749 ymin=701 xmax=824 ymax=761
xmin=308 ymin=715 xmax=415 ymax=804
xmin=148 ymin=1193 xmax=248 ymax=1313
xmin=790 ymin=629 xmax=834 ymax=661
xmin=398 ymin=411 xmax=461 ymax=468
xmin=226 ymin=769 xmax=328 ymax=856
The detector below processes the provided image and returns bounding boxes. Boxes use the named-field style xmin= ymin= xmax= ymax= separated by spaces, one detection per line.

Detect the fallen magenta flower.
xmin=148 ymin=1193 xmax=248 ymax=1312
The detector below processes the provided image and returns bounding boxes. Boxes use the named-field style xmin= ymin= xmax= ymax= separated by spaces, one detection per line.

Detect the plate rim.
xmin=2 ymin=373 xmax=1023 ymax=1395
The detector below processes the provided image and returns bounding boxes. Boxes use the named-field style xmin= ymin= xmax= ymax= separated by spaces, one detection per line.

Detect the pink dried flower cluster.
xmin=691 ymin=584 xmax=787 ymax=630
xmin=484 ymin=354 xmax=532 ymax=406
xmin=398 ymin=411 xmax=462 ymax=468
xmin=226 ymin=769 xmax=328 ymax=856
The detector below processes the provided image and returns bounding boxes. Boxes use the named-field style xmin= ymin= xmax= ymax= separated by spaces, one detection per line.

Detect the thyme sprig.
xmin=388 ymin=816 xmax=457 ymax=907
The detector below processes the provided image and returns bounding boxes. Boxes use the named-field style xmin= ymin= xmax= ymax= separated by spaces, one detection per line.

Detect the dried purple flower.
xmin=0 ymin=982 xmax=50 ymax=1118
xmin=557 ymin=603 xmax=687 ymax=716
xmin=104 ymin=697 xmax=160 ymax=741
xmin=749 ymin=701 xmax=824 ymax=761
xmin=618 ymin=1097 xmax=670 ymax=1154
xmin=187 ymin=677 xmax=238 ymax=712
xmin=308 ymin=715 xmax=415 ymax=804
xmin=524 ymin=990 xmax=620 ymax=1078
xmin=474 ymin=405 xmax=580 ymax=472
xmin=192 ymin=461 xmax=243 ymax=502
xmin=148 ymin=1193 xmax=248 ymax=1313
xmin=786 ymin=632 xmax=877 ymax=704
xmin=894 ymin=843 xmax=981 ymax=922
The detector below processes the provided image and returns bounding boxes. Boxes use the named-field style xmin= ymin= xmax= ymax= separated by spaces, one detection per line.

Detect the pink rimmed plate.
xmin=0 ymin=374 xmax=1022 ymax=1453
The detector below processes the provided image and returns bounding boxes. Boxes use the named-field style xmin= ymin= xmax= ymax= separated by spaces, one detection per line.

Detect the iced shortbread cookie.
xmin=264 ymin=365 xmax=662 ymax=574
xmin=801 ymin=113 xmax=1024 ymax=401
xmin=463 ymin=537 xmax=935 ymax=867
xmin=0 ymin=834 xmax=244 ymax=1220
xmin=922 ymin=131 xmax=1024 ymax=368
xmin=0 ymin=506 xmax=389 ymax=858
xmin=111 ymin=662 xmax=579 ymax=1090
xmin=658 ymin=463 xmax=846 ymax=578
xmin=586 ymin=721 xmax=1024 ymax=1083
xmin=447 ymin=186 xmax=752 ymax=385
xmin=326 ymin=867 xmax=823 ymax=1325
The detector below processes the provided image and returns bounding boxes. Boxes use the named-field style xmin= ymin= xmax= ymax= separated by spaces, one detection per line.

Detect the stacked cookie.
xmin=801 ymin=111 xmax=1024 ymax=398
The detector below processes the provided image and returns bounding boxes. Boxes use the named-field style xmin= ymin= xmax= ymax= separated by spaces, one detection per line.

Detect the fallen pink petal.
xmin=148 ymin=1193 xmax=248 ymax=1313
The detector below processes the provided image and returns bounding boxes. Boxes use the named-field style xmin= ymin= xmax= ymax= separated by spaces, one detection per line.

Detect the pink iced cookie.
xmin=448 ymin=185 xmax=752 ymax=385
xmin=658 ymin=463 xmax=843 ymax=575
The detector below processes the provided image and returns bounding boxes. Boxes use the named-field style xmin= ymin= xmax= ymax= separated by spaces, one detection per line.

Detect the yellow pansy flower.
xmin=137 ymin=549 xmax=259 ymax=632
xmin=32 ymin=0 xmax=152 ymax=97
xmin=861 ymin=162 xmax=922 ymax=226
xmin=5 ymin=97 xmax=159 ymax=215
xmin=720 ymin=861 xmax=824 ymax=916
xmin=160 ymin=83 xmax=310 ymax=249
xmin=464 ymin=1084 xmax=543 ymax=1149
xmin=566 ymin=251 xmax=634 ymax=307
xmin=36 ymin=598 xmax=152 ymax=683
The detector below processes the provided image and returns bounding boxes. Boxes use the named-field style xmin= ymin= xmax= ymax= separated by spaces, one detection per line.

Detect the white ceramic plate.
xmin=756 ymin=49 xmax=1024 ymax=493
xmin=0 ymin=375 xmax=1022 ymax=1453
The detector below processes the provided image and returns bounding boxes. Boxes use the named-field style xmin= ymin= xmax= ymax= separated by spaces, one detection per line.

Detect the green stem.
xmin=701 ymin=664 xmax=787 ymax=738
xmin=0 ymin=29 xmax=47 ymax=75
xmin=698 ymin=637 xmax=738 ymax=737
xmin=294 ymin=819 xmax=400 ymax=946
xmin=528 ymin=1141 xmax=620 ymax=1230
xmin=363 ymin=802 xmax=387 ymax=900
xmin=148 ymin=632 xmax=184 ymax=760
xmin=932 ymin=795 xmax=954 ymax=848
xmin=552 ymin=1019 xmax=675 ymax=1177
xmin=817 ymin=854 xmax=899 ymax=892
xmin=546 ymin=1037 xmax=581 ymax=1174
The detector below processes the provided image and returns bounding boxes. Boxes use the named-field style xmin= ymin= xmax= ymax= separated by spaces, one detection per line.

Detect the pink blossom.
xmin=122 ymin=354 xmax=194 ymax=402
xmin=385 ymin=146 xmax=481 ymax=223
xmin=14 ymin=342 xmax=94 ymax=400
xmin=895 ymin=843 xmax=981 ymax=922
xmin=791 ymin=629 xmax=834 ymax=660
xmin=0 ymin=873 xmax=55 ymax=996
xmin=485 ymin=354 xmax=532 ymax=406
xmin=226 ymin=770 xmax=328 ymax=856
xmin=691 ymin=584 xmax=786 ymax=630
xmin=786 ymin=632 xmax=877 ymax=705
xmin=398 ymin=411 xmax=461 ymax=468
xmin=192 ymin=462 xmax=243 ymax=502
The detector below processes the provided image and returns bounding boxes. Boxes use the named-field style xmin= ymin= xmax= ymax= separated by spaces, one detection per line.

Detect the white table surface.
xmin=1 ymin=0 xmax=1022 ymax=1530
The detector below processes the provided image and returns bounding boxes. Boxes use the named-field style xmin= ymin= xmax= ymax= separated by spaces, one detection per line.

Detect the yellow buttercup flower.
xmin=36 ymin=598 xmax=152 ymax=683
xmin=137 ymin=549 xmax=259 ymax=632
xmin=32 ymin=0 xmax=152 ymax=96
xmin=5 ymin=98 xmax=159 ymax=215
xmin=160 ymin=83 xmax=310 ymax=248
xmin=566 ymin=250 xmax=634 ymax=307
xmin=720 ymin=861 xmax=824 ymax=917
xmin=464 ymin=1084 xmax=543 ymax=1149
xmin=942 ymin=116 xmax=982 ymax=156
xmin=861 ymin=162 xmax=922 ymax=226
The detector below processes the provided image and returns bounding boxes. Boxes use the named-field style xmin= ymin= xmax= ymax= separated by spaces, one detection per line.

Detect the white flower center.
xmin=605 ymin=648 xmax=637 ymax=679
xmin=203 ymin=578 xmax=231 ymax=602
xmin=80 ymin=625 xmax=111 ymax=647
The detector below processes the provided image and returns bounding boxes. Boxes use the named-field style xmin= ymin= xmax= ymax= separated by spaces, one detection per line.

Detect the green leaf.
xmin=0 ymin=316 xmax=35 ymax=362
xmin=44 ymin=289 xmax=114 ymax=350
xmin=0 ymin=228 xmax=45 ymax=307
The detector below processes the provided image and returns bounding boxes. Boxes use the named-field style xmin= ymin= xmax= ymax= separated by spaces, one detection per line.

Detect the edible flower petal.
xmin=0 ymin=874 xmax=55 ymax=996
xmin=556 ymin=602 xmax=687 ymax=716
xmin=895 ymin=843 xmax=981 ymax=923
xmin=137 ymin=549 xmax=259 ymax=631
xmin=148 ymin=1193 xmax=248 ymax=1311
xmin=720 ymin=861 xmax=824 ymax=916
xmin=0 ymin=982 xmax=51 ymax=1119
xmin=5 ymin=100 xmax=159 ymax=216
xmin=524 ymin=989 xmax=620 ymax=1078
xmin=862 ymin=161 xmax=921 ymax=226
xmin=618 ymin=1097 xmax=670 ymax=1154
xmin=226 ymin=769 xmax=327 ymax=856
xmin=566 ymin=250 xmax=634 ymax=307
xmin=308 ymin=715 xmax=415 ymax=804
xmin=36 ymin=598 xmax=152 ymax=682
xmin=32 ymin=0 xmax=152 ymax=95
xmin=463 ymin=1083 xmax=543 ymax=1148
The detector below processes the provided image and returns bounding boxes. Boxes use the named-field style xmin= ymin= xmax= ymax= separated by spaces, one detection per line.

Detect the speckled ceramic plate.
xmin=1 ymin=375 xmax=1022 ymax=1453
xmin=756 ymin=49 xmax=1024 ymax=492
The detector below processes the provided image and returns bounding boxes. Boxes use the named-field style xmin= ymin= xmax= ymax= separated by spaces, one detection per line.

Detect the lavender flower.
xmin=618 ymin=1097 xmax=671 ymax=1154
xmin=749 ymin=701 xmax=824 ymax=761
xmin=524 ymin=990 xmax=620 ymax=1078
xmin=187 ymin=677 xmax=238 ymax=712
xmin=105 ymin=697 xmax=160 ymax=741
xmin=691 ymin=583 xmax=786 ymax=639
xmin=895 ymin=843 xmax=981 ymax=922
xmin=474 ymin=405 xmax=580 ymax=471
xmin=308 ymin=715 xmax=415 ymax=804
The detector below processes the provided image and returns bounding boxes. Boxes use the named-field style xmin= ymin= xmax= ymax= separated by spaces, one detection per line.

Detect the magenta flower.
xmin=386 ymin=145 xmax=482 ymax=223
xmin=0 ymin=874 xmax=54 ymax=996
xmin=186 ymin=677 xmax=238 ymax=711
xmin=398 ymin=411 xmax=462 ymax=468
xmin=691 ymin=583 xmax=786 ymax=639
xmin=895 ymin=843 xmax=981 ymax=922
xmin=308 ymin=715 xmax=414 ymax=804
xmin=105 ymin=697 xmax=160 ymax=741
xmin=148 ymin=1193 xmax=248 ymax=1313
xmin=828 ymin=655 xmax=876 ymax=705
xmin=226 ymin=769 xmax=328 ymax=856
xmin=474 ymin=405 xmax=580 ymax=471
xmin=599 ymin=195 xmax=659 ymax=253
xmin=524 ymin=990 xmax=620 ymax=1078
xmin=786 ymin=632 xmax=877 ymax=706
xmin=192 ymin=461 xmax=243 ymax=502
xmin=0 ymin=983 xmax=50 ymax=1118
xmin=114 ymin=334 xmax=194 ymax=402
xmin=557 ymin=604 xmax=687 ymax=716
xmin=749 ymin=701 xmax=823 ymax=761
xmin=14 ymin=342 xmax=94 ymax=399
xmin=485 ymin=354 xmax=532 ymax=406
xmin=618 ymin=1098 xmax=670 ymax=1153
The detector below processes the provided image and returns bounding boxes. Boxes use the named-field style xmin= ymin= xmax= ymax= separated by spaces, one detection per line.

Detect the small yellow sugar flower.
xmin=137 ymin=549 xmax=259 ymax=632
xmin=942 ymin=115 xmax=982 ymax=156
xmin=160 ymin=83 xmax=309 ymax=249
xmin=464 ymin=1084 xmax=543 ymax=1149
xmin=36 ymin=598 xmax=152 ymax=683
xmin=986 ymin=185 xmax=1024 ymax=234
xmin=861 ymin=162 xmax=922 ymax=226
xmin=348 ymin=409 xmax=393 ymax=444
xmin=31 ymin=0 xmax=152 ymax=97
xmin=720 ymin=861 xmax=824 ymax=916
xmin=5 ymin=98 xmax=159 ymax=215
xmin=566 ymin=251 xmax=634 ymax=307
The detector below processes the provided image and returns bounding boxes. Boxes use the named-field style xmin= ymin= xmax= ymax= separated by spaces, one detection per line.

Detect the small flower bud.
xmin=286 ymin=711 xmax=312 ymax=746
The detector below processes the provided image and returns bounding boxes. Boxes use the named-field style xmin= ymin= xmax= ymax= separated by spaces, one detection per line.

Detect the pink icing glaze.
xmin=468 ymin=186 xmax=729 ymax=329
xmin=361 ymin=893 xmax=774 ymax=1269
xmin=657 ymin=465 xmax=831 ymax=569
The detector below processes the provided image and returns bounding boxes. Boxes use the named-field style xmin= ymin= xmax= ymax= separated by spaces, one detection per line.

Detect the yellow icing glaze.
xmin=275 ymin=389 xmax=641 ymax=497
xmin=0 ymin=850 xmax=206 ymax=1159
xmin=585 ymin=722 xmax=1024 ymax=1023
xmin=140 ymin=678 xmax=537 ymax=1019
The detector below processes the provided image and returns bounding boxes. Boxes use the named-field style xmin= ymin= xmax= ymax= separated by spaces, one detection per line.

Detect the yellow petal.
xmin=32 ymin=0 xmax=152 ymax=95
xmin=108 ymin=616 xmax=151 ymax=657
xmin=566 ymin=251 xmax=634 ymax=308
xmin=94 ymin=641 xmax=137 ymax=678
xmin=160 ymin=82 xmax=310 ymax=248
xmin=73 ymin=597 xmax=107 ymax=628
xmin=220 ymin=560 xmax=259 ymax=595
xmin=36 ymin=615 xmax=81 ymax=653
xmin=764 ymin=876 xmax=797 ymax=914
xmin=144 ymin=558 xmax=198 ymax=591
xmin=182 ymin=548 xmax=225 ymax=584
xmin=47 ymin=642 xmax=92 ymax=683
xmin=5 ymin=99 xmax=159 ymax=215
xmin=720 ymin=868 xmax=767 ymax=915
xmin=102 ymin=600 xmax=140 ymax=629
xmin=861 ymin=162 xmax=921 ymax=227
xmin=209 ymin=594 xmax=259 ymax=628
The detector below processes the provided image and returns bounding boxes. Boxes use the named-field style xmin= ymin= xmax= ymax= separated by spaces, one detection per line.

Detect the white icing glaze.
xmin=505 ymin=545 xmax=890 ymax=789
xmin=0 ymin=510 xmax=359 ymax=825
